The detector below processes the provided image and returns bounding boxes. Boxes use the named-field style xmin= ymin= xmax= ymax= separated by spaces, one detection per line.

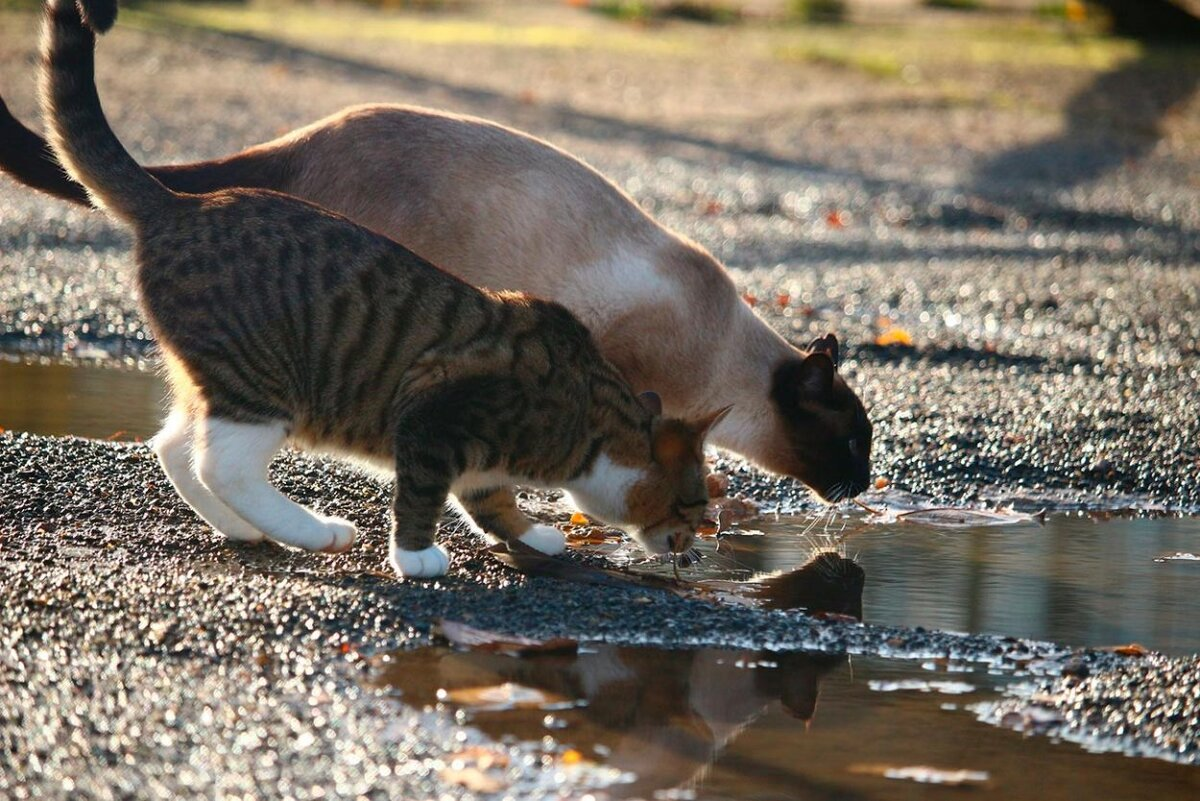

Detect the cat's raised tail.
xmin=0 ymin=94 xmax=91 ymax=204
xmin=39 ymin=0 xmax=174 ymax=222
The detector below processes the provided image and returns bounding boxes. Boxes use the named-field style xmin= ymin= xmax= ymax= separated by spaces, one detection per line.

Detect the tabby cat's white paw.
xmin=319 ymin=516 xmax=358 ymax=553
xmin=390 ymin=544 xmax=450 ymax=578
xmin=217 ymin=518 xmax=267 ymax=543
xmin=519 ymin=524 xmax=566 ymax=556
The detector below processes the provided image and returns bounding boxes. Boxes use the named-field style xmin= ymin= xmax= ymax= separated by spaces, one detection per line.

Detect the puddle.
xmin=0 ymin=359 xmax=163 ymax=440
xmin=371 ymin=643 xmax=1200 ymax=800
xmin=621 ymin=514 xmax=1200 ymax=657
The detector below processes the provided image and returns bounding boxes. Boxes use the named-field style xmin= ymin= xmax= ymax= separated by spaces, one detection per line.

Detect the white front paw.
xmin=390 ymin=544 xmax=450 ymax=578
xmin=519 ymin=524 xmax=566 ymax=556
xmin=319 ymin=516 xmax=358 ymax=553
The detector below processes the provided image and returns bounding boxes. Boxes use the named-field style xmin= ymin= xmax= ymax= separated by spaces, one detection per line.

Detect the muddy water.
xmin=627 ymin=514 xmax=1200 ymax=657
xmin=0 ymin=360 xmax=163 ymax=440
xmin=3 ymin=360 xmax=1199 ymax=655
xmin=373 ymin=645 xmax=1200 ymax=800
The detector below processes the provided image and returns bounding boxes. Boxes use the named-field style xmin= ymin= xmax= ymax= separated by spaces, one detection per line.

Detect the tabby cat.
xmin=3 ymin=37 xmax=872 ymax=503
xmin=40 ymin=0 xmax=723 ymax=578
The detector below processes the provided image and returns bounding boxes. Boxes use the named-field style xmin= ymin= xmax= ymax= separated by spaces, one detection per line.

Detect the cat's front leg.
xmin=389 ymin=437 xmax=455 ymax=579
xmin=458 ymin=486 xmax=566 ymax=556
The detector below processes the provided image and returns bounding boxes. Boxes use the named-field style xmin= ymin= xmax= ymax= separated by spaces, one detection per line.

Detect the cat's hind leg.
xmin=151 ymin=409 xmax=266 ymax=543
xmin=195 ymin=417 xmax=357 ymax=553
xmin=458 ymin=486 xmax=566 ymax=556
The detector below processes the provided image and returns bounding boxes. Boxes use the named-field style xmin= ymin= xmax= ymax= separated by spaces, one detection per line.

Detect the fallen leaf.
xmin=849 ymin=763 xmax=989 ymax=786
xmin=434 ymin=619 xmax=578 ymax=657
xmin=446 ymin=746 xmax=510 ymax=771
xmin=441 ymin=766 xmax=504 ymax=794
xmin=743 ymin=292 xmax=758 ymax=307
xmin=569 ymin=511 xmax=589 ymax=526
xmin=874 ymin=477 xmax=889 ymax=490
xmin=776 ymin=292 xmax=791 ymax=308
xmin=561 ymin=748 xmax=583 ymax=765
xmin=1105 ymin=643 xmax=1150 ymax=657
xmin=439 ymin=682 xmax=566 ymax=712
xmin=875 ymin=327 xmax=913 ymax=347
xmin=826 ymin=210 xmax=847 ymax=229
xmin=705 ymin=472 xmax=730 ymax=498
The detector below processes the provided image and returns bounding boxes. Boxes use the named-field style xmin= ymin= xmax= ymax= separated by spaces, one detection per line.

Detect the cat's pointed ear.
xmin=808 ymin=333 xmax=839 ymax=368
xmin=692 ymin=405 xmax=733 ymax=441
xmin=796 ymin=352 xmax=836 ymax=400
xmin=638 ymin=390 xmax=663 ymax=417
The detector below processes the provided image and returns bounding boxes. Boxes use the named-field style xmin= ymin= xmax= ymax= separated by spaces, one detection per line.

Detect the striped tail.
xmin=0 ymin=94 xmax=91 ymax=204
xmin=38 ymin=0 xmax=174 ymax=223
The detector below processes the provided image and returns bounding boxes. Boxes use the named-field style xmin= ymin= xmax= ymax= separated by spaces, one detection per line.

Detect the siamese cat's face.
xmin=766 ymin=335 xmax=873 ymax=502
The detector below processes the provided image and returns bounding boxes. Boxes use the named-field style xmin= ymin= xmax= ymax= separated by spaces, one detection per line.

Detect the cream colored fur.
xmin=265 ymin=105 xmax=800 ymax=468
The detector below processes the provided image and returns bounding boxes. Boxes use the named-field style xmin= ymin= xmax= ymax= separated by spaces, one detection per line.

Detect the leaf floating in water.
xmin=867 ymin=679 xmax=976 ymax=695
xmin=434 ymin=619 xmax=578 ymax=657
xmin=438 ymin=682 xmax=566 ymax=713
xmin=849 ymin=764 xmax=990 ymax=786
xmin=1155 ymin=552 xmax=1200 ymax=563
xmin=859 ymin=503 xmax=1047 ymax=528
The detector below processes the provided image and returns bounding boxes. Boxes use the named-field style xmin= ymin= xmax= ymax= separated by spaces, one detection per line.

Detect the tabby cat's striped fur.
xmin=40 ymin=0 xmax=721 ymax=577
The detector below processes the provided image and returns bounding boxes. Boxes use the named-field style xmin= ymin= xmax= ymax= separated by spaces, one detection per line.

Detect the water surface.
xmin=374 ymin=644 xmax=1200 ymax=800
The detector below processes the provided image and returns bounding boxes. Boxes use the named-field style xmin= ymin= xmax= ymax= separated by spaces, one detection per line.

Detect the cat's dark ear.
xmin=638 ymin=390 xmax=662 ymax=416
xmin=797 ymin=352 xmax=836 ymax=400
xmin=808 ymin=333 xmax=839 ymax=368
xmin=773 ymin=353 xmax=836 ymax=408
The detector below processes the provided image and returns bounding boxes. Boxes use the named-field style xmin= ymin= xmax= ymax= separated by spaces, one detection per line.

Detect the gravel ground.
xmin=2 ymin=4 xmax=1200 ymax=795
xmin=3 ymin=430 xmax=1199 ymax=800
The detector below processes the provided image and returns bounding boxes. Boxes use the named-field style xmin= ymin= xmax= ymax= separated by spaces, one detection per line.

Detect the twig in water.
xmin=853 ymin=498 xmax=883 ymax=515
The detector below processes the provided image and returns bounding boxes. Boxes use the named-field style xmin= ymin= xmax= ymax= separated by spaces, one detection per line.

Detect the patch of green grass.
xmin=786 ymin=0 xmax=846 ymax=24
xmin=123 ymin=1 xmax=694 ymax=55
xmin=1034 ymin=1 xmax=1069 ymax=18
xmin=589 ymin=1 xmax=742 ymax=25
xmin=772 ymin=18 xmax=1140 ymax=75
xmin=923 ymin=0 xmax=985 ymax=10
xmin=590 ymin=0 xmax=653 ymax=22
xmin=779 ymin=43 xmax=901 ymax=77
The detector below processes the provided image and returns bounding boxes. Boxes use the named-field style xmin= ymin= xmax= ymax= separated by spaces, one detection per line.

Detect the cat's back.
xmin=281 ymin=105 xmax=672 ymax=290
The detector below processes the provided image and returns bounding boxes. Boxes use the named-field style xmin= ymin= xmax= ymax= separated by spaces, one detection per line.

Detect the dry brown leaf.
xmin=446 ymin=746 xmax=510 ymax=771
xmin=434 ymin=619 xmax=578 ymax=657
xmin=441 ymin=766 xmax=504 ymax=793
xmin=1105 ymin=643 xmax=1150 ymax=657
xmin=440 ymin=682 xmax=565 ymax=712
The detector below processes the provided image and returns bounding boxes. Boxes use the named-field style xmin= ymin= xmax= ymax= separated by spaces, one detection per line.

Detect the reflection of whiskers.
xmin=703 ymin=537 xmax=758 ymax=575
xmin=800 ymin=505 xmax=845 ymax=561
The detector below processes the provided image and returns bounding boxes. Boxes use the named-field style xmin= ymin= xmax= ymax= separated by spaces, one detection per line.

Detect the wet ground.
xmin=2 ymin=2 xmax=1200 ymax=797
